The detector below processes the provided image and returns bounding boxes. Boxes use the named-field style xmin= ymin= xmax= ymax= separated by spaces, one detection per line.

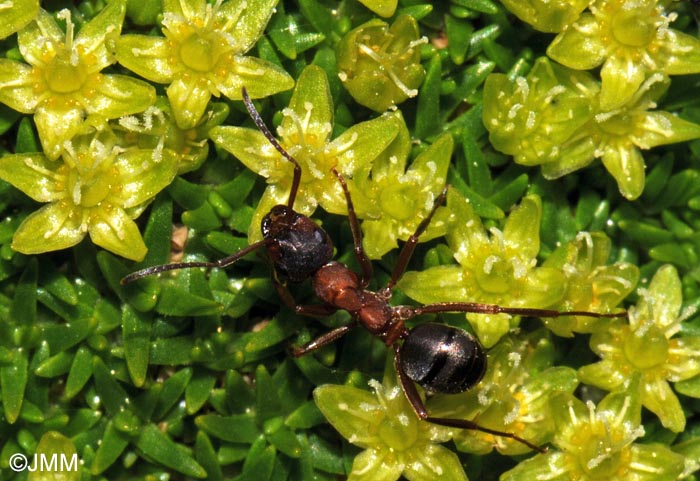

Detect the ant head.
xmin=261 ymin=205 xmax=295 ymax=238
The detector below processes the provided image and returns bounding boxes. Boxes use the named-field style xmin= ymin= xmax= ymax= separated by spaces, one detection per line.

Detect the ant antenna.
xmin=120 ymin=239 xmax=268 ymax=284
xmin=241 ymin=88 xmax=302 ymax=210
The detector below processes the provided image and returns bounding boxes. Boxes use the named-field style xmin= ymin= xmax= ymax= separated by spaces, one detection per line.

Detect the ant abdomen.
xmin=399 ymin=323 xmax=487 ymax=395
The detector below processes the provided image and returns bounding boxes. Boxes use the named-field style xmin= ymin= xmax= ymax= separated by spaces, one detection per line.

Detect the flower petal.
xmin=116 ymin=35 xmax=177 ymax=83
xmin=313 ymin=385 xmax=384 ymax=447
xmin=547 ymin=13 xmax=606 ymax=67
xmin=600 ymin=57 xmax=645 ymax=110
xmin=74 ymin=0 xmax=126 ymax=71
xmin=445 ymin=188 xmax=489 ymax=265
xmin=600 ymin=143 xmax=645 ymax=200
xmin=34 ymin=105 xmax=86 ymax=160
xmin=628 ymin=444 xmax=686 ymax=481
xmin=87 ymin=74 xmax=156 ymax=118
xmin=209 ymin=126 xmax=289 ymax=183
xmin=632 ymin=112 xmax=700 ymax=149
xmin=396 ymin=265 xmax=469 ymax=304
xmin=167 ymin=77 xmax=213 ymax=129
xmin=17 ymin=9 xmax=63 ymax=66
xmin=666 ymin=337 xmax=700 ymax=382
xmin=12 ymin=203 xmax=85 ymax=254
xmin=0 ymin=153 xmax=64 ymax=202
xmin=115 ymin=149 xmax=179 ymax=208
xmin=280 ymin=65 xmax=333 ymax=145
xmin=330 ymin=113 xmax=400 ymax=175
xmin=503 ymin=195 xmax=541 ymax=260
xmin=88 ymin=206 xmax=147 ymax=261
xmin=347 ymin=449 xmax=403 ymax=481
xmin=403 ymin=444 xmax=468 ymax=481
xmin=216 ymin=56 xmax=294 ymax=100
xmin=641 ymin=376 xmax=685 ymax=432
xmin=219 ymin=0 xmax=279 ymax=53
xmin=660 ymin=29 xmax=700 ymax=75
xmin=0 ymin=0 xmax=39 ymax=40
xmin=578 ymin=360 xmax=626 ymax=391
xmin=0 ymin=60 xmax=40 ymax=113
xmin=645 ymin=264 xmax=682 ymax=329
xmin=501 ymin=450 xmax=569 ymax=481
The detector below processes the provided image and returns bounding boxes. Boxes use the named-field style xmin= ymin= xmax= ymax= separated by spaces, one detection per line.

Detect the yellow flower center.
xmin=179 ymin=33 xmax=219 ymax=72
xmin=624 ymin=325 xmax=668 ymax=369
xmin=569 ymin=417 xmax=633 ymax=480
xmin=45 ymin=53 xmax=88 ymax=94
xmin=611 ymin=10 xmax=655 ymax=48
xmin=380 ymin=185 xmax=416 ymax=221
xmin=475 ymin=255 xmax=513 ymax=294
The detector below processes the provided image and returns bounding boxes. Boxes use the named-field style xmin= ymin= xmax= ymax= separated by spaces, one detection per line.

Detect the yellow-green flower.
xmin=483 ymin=59 xmax=700 ymax=200
xmin=0 ymin=2 xmax=156 ymax=159
xmin=116 ymin=96 xmax=228 ymax=174
xmin=0 ymin=0 xmax=38 ymax=39
xmin=314 ymin=361 xmax=466 ymax=481
xmin=499 ymin=0 xmax=589 ymax=32
xmin=428 ymin=331 xmax=578 ymax=456
xmin=209 ymin=65 xmax=400 ymax=242
xmin=398 ymin=191 xmax=566 ymax=347
xmin=349 ymin=113 xmax=452 ymax=259
xmin=578 ymin=264 xmax=700 ymax=432
xmin=337 ymin=15 xmax=426 ymax=112
xmin=548 ymin=0 xmax=700 ymax=109
xmin=0 ymin=127 xmax=179 ymax=260
xmin=116 ymin=0 xmax=294 ymax=129
xmin=542 ymin=231 xmax=639 ymax=336
xmin=502 ymin=386 xmax=687 ymax=481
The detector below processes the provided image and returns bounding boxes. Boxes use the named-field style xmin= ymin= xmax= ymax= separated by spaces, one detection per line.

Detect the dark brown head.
xmin=262 ymin=205 xmax=334 ymax=283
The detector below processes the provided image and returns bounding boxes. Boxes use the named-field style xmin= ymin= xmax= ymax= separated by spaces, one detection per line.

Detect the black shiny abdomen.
xmin=399 ymin=323 xmax=486 ymax=394
xmin=262 ymin=206 xmax=334 ymax=283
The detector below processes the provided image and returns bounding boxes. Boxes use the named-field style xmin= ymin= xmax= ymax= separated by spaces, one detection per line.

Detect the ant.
xmin=122 ymin=88 xmax=626 ymax=453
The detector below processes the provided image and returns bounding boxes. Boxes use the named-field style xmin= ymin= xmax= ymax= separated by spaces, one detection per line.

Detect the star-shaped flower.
xmin=0 ymin=2 xmax=155 ymax=159
xmin=502 ymin=386 xmax=687 ymax=481
xmin=548 ymin=0 xmax=700 ymax=109
xmin=484 ymin=60 xmax=700 ymax=200
xmin=0 ymin=127 xmax=179 ymax=260
xmin=578 ymin=264 xmax=700 ymax=432
xmin=348 ymin=113 xmax=451 ymax=259
xmin=427 ymin=330 xmax=579 ymax=456
xmin=314 ymin=361 xmax=467 ymax=481
xmin=398 ymin=191 xmax=566 ymax=347
xmin=541 ymin=231 xmax=639 ymax=336
xmin=337 ymin=14 xmax=427 ymax=112
xmin=116 ymin=0 xmax=294 ymax=129
xmin=209 ymin=65 xmax=400 ymax=242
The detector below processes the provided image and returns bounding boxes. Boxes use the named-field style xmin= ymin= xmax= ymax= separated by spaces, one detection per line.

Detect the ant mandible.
xmin=122 ymin=88 xmax=626 ymax=453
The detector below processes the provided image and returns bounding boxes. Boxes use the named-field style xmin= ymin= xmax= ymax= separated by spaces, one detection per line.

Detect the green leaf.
xmin=122 ymin=305 xmax=152 ymax=387
xmin=135 ymin=424 xmax=206 ymax=477
xmin=0 ymin=348 xmax=28 ymax=423
xmin=91 ymin=420 xmax=130 ymax=475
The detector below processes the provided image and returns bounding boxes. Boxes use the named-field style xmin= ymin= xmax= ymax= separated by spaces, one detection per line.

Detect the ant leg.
xmin=331 ymin=168 xmax=372 ymax=288
xmin=407 ymin=302 xmax=626 ymax=319
xmin=272 ymin=275 xmax=339 ymax=318
xmin=392 ymin=344 xmax=546 ymax=453
xmin=292 ymin=323 xmax=356 ymax=357
xmin=242 ymin=87 xmax=302 ymax=209
xmin=385 ymin=187 xmax=448 ymax=291
xmin=120 ymin=239 xmax=268 ymax=285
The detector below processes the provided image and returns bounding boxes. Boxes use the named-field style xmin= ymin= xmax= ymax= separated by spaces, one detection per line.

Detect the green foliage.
xmin=0 ymin=1 xmax=698 ymax=481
